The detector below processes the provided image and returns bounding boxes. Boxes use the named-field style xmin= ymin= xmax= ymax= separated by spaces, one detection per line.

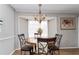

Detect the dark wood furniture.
xmin=37 ymin=37 xmax=56 ymax=55
xmin=48 ymin=34 xmax=62 ymax=55
xmin=18 ymin=34 xmax=33 ymax=55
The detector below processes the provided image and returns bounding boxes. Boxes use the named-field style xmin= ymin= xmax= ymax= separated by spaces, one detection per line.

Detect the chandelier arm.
xmin=34 ymin=4 xmax=46 ymax=23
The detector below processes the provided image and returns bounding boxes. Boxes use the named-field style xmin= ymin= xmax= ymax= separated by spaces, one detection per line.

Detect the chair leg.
xmin=58 ymin=50 xmax=60 ymax=55
xmin=53 ymin=51 xmax=55 ymax=55
xmin=30 ymin=48 xmax=33 ymax=55
xmin=24 ymin=51 xmax=26 ymax=55
xmin=21 ymin=50 xmax=22 ymax=55
xmin=38 ymin=48 xmax=39 ymax=54
xmin=32 ymin=48 xmax=33 ymax=52
xmin=52 ymin=51 xmax=54 ymax=55
xmin=50 ymin=50 xmax=53 ymax=55
xmin=35 ymin=44 xmax=36 ymax=52
xmin=30 ymin=50 xmax=32 ymax=55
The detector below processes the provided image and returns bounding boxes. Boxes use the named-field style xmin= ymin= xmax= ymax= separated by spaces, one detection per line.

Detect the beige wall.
xmin=57 ymin=16 xmax=78 ymax=48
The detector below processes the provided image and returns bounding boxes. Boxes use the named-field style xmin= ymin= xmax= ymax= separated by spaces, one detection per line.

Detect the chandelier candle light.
xmin=34 ymin=4 xmax=46 ymax=23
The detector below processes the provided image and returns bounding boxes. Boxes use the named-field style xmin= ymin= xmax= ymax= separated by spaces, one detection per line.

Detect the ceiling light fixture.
xmin=34 ymin=4 xmax=46 ymax=23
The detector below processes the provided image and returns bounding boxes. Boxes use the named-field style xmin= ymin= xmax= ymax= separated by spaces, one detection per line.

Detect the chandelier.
xmin=34 ymin=4 xmax=46 ymax=23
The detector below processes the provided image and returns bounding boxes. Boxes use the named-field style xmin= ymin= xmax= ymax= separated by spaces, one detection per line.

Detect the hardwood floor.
xmin=13 ymin=48 xmax=79 ymax=55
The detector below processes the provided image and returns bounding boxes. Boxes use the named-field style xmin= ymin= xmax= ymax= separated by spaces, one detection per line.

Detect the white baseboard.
xmin=0 ymin=36 xmax=14 ymax=41
xmin=60 ymin=47 xmax=79 ymax=49
xmin=15 ymin=47 xmax=79 ymax=50
xmin=15 ymin=48 xmax=21 ymax=50
xmin=10 ymin=47 xmax=79 ymax=55
xmin=10 ymin=50 xmax=16 ymax=55
xmin=10 ymin=48 xmax=21 ymax=55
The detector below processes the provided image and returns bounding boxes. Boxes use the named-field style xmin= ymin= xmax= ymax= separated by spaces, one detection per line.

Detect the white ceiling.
xmin=11 ymin=4 xmax=79 ymax=14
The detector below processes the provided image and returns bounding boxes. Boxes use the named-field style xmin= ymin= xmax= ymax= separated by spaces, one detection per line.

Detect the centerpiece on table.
xmin=37 ymin=28 xmax=43 ymax=36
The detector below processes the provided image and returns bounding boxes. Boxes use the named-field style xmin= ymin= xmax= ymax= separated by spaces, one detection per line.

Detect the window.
xmin=28 ymin=20 xmax=48 ymax=38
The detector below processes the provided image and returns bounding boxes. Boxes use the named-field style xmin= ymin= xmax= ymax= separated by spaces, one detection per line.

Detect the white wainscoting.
xmin=0 ymin=36 xmax=14 ymax=40
xmin=60 ymin=47 xmax=78 ymax=49
xmin=0 ymin=36 xmax=15 ymax=55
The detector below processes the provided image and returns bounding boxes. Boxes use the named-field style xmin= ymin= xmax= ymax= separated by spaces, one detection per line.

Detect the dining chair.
xmin=18 ymin=34 xmax=33 ymax=55
xmin=37 ymin=37 xmax=56 ymax=55
xmin=48 ymin=34 xmax=62 ymax=55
